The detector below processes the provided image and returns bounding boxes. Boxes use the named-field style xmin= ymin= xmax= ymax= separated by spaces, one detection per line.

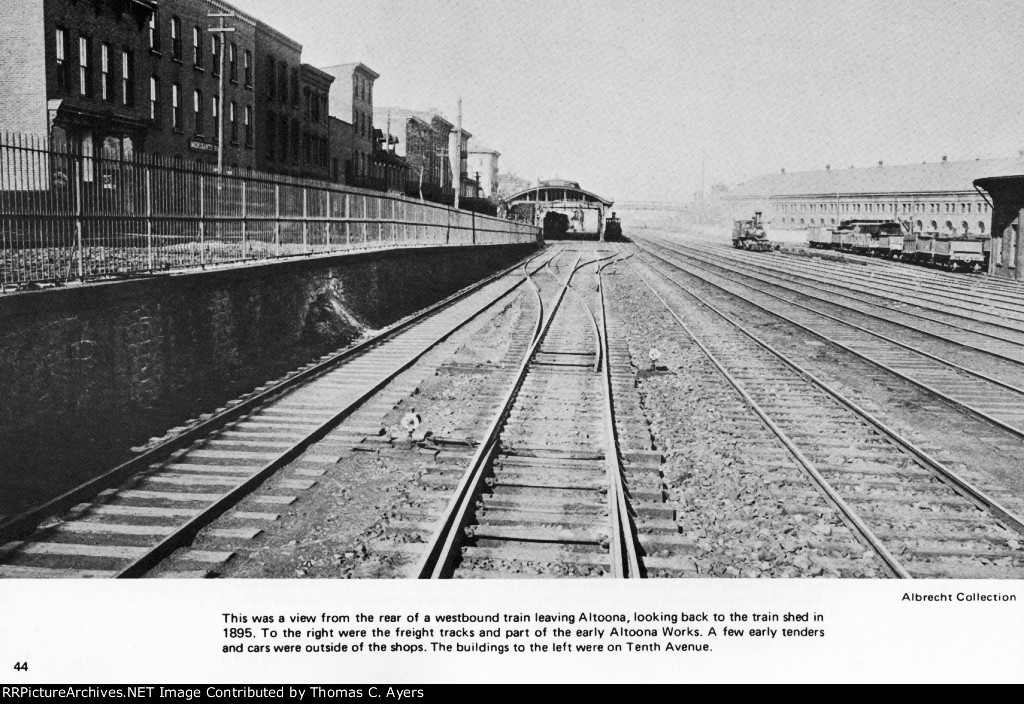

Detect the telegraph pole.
xmin=208 ymin=11 xmax=235 ymax=174
xmin=454 ymin=97 xmax=462 ymax=211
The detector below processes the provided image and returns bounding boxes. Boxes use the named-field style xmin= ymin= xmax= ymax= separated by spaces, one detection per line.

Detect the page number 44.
xmin=14 ymin=662 xmax=28 ymax=672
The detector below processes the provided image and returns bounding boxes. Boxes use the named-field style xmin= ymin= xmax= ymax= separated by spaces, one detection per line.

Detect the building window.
xmin=79 ymin=36 xmax=92 ymax=97
xmin=194 ymin=90 xmax=204 ymax=135
xmin=229 ymin=43 xmax=237 ymax=82
xmin=266 ymin=113 xmax=276 ymax=160
xmin=280 ymin=115 xmax=289 ymax=162
xmin=172 ymin=84 xmax=181 ymax=129
xmin=211 ymin=96 xmax=219 ymax=141
xmin=244 ymin=50 xmax=252 ymax=87
xmin=291 ymin=68 xmax=299 ymax=107
xmin=278 ymin=64 xmax=287 ymax=104
xmin=193 ymin=27 xmax=203 ymax=67
xmin=149 ymin=76 xmax=159 ymax=123
xmin=292 ymin=121 xmax=300 ymax=164
xmin=979 ymin=221 xmax=986 ymax=234
xmin=266 ymin=57 xmax=276 ymax=100
xmin=100 ymin=44 xmax=111 ymax=100
xmin=211 ymin=36 xmax=220 ymax=76
xmin=230 ymin=101 xmax=238 ymax=143
xmin=245 ymin=106 xmax=253 ymax=147
xmin=55 ymin=27 xmax=69 ymax=93
xmin=81 ymin=132 xmax=94 ymax=182
xmin=171 ymin=17 xmax=181 ymax=61
xmin=121 ymin=51 xmax=134 ymax=106
xmin=148 ymin=13 xmax=160 ymax=52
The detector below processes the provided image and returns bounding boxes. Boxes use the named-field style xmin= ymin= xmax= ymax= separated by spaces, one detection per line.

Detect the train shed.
xmin=506 ymin=180 xmax=613 ymax=240
xmin=974 ymin=169 xmax=1024 ymax=280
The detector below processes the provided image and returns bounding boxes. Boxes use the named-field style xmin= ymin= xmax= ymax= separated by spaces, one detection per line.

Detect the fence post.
xmin=302 ymin=187 xmax=309 ymax=253
xmin=274 ymin=184 xmax=281 ymax=256
xmin=145 ymin=166 xmax=153 ymax=271
xmin=345 ymin=193 xmax=351 ymax=247
xmin=74 ymin=156 xmax=84 ymax=281
xmin=326 ymin=190 xmax=332 ymax=251
xmin=241 ymin=179 xmax=247 ymax=259
xmin=198 ymin=174 xmax=206 ymax=267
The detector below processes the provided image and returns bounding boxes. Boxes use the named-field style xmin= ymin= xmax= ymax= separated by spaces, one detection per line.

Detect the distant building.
xmin=467 ymin=139 xmax=501 ymax=199
xmin=253 ymin=21 xmax=332 ymax=180
xmin=374 ymin=107 xmax=455 ymax=202
xmin=723 ymin=158 xmax=1015 ymax=239
xmin=496 ymin=172 xmax=530 ymax=200
xmin=505 ymin=179 xmax=614 ymax=240
xmin=322 ymin=63 xmax=378 ymax=187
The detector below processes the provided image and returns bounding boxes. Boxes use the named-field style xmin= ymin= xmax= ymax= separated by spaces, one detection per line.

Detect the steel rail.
xmin=0 ymin=246 xmax=553 ymax=552
xmin=667 ymin=233 xmax=1024 ymax=330
xmin=668 ymin=235 xmax=1024 ymax=347
xmin=629 ymin=245 xmax=1024 ymax=537
xmin=596 ymin=253 xmax=643 ymax=578
xmin=622 ymin=255 xmax=912 ymax=578
xmin=414 ymin=251 xmax=594 ymax=579
xmin=644 ymin=235 xmax=1024 ymax=370
xmin=111 ymin=246 xmax=563 ymax=577
xmin=637 ymin=242 xmax=1024 ymax=443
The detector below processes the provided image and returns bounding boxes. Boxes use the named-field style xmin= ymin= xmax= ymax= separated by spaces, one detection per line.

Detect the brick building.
xmin=722 ymin=157 xmax=1021 ymax=239
xmin=374 ymin=107 xmax=455 ymax=202
xmin=322 ymin=63 xmax=378 ymax=188
xmin=145 ymin=0 xmax=258 ymax=169
xmin=467 ymin=138 xmax=500 ymax=199
xmin=1 ymin=0 xmax=342 ymax=178
xmin=253 ymin=21 xmax=332 ymax=180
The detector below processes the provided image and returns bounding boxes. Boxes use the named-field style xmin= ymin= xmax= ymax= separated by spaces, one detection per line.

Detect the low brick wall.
xmin=0 ymin=243 xmax=538 ymax=515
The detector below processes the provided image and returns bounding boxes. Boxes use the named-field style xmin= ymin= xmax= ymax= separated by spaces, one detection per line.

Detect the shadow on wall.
xmin=0 ymin=244 xmax=538 ymax=516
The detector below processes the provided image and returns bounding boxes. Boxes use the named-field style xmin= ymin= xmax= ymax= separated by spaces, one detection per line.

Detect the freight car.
xmin=806 ymin=219 xmax=987 ymax=272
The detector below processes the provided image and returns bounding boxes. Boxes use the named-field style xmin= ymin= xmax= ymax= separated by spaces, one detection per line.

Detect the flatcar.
xmin=904 ymin=231 xmax=987 ymax=272
xmin=807 ymin=219 xmax=987 ymax=272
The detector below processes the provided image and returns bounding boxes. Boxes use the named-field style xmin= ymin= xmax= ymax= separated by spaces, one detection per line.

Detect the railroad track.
xmin=624 ymin=246 xmax=1024 ymax=578
xmin=402 ymin=250 xmax=685 ymax=578
xmin=636 ymin=236 xmax=1024 ymax=440
xmin=656 ymin=234 xmax=1024 ymax=352
xmin=684 ymin=234 xmax=1024 ymax=331
xmin=0 ymin=247 xmax=555 ymax=579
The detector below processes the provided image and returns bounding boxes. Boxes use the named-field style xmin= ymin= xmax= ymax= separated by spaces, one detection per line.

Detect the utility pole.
xmin=700 ymin=150 xmax=705 ymax=237
xmin=453 ymin=97 xmax=462 ymax=211
xmin=208 ymin=11 xmax=235 ymax=174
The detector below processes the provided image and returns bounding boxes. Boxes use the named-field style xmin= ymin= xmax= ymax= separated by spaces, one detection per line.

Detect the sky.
xmin=233 ymin=0 xmax=1024 ymax=202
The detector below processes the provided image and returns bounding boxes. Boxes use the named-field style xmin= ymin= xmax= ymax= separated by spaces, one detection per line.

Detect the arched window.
xmin=945 ymin=221 xmax=954 ymax=233
xmin=978 ymin=221 xmax=986 ymax=234
xmin=915 ymin=220 xmax=923 ymax=233
xmin=930 ymin=220 xmax=938 ymax=232
xmin=961 ymin=221 xmax=969 ymax=235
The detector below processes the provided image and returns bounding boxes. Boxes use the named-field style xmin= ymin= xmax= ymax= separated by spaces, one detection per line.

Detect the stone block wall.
xmin=0 ymin=242 xmax=537 ymax=514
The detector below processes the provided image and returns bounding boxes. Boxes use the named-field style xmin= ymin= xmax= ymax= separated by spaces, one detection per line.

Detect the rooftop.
xmin=730 ymin=157 xmax=1024 ymax=198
